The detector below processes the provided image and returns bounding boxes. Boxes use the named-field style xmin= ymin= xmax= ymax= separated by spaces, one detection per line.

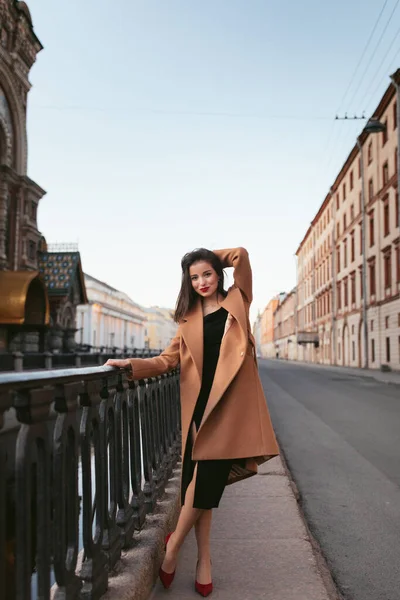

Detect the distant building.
xmin=143 ymin=306 xmax=177 ymax=350
xmin=274 ymin=289 xmax=296 ymax=360
xmin=259 ymin=294 xmax=285 ymax=358
xmin=76 ymin=274 xmax=146 ymax=350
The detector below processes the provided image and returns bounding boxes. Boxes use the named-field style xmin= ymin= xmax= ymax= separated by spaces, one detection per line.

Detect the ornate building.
xmin=0 ymin=2 xmax=87 ymax=353
xmin=0 ymin=1 xmax=48 ymax=353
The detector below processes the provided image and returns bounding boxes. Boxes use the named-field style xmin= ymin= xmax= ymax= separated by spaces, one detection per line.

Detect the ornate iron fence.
xmin=0 ymin=364 xmax=181 ymax=600
xmin=0 ymin=349 xmax=163 ymax=373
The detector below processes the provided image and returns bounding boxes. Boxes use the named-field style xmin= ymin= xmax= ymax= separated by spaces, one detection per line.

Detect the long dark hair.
xmin=174 ymin=248 xmax=227 ymax=323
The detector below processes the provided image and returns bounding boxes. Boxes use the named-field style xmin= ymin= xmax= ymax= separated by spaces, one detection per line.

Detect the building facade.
xmin=76 ymin=274 xmax=146 ymax=351
xmin=274 ymin=289 xmax=297 ymax=360
xmin=0 ymin=1 xmax=49 ymax=352
xmin=269 ymin=73 xmax=400 ymax=371
xmin=257 ymin=294 xmax=284 ymax=358
xmin=143 ymin=306 xmax=177 ymax=350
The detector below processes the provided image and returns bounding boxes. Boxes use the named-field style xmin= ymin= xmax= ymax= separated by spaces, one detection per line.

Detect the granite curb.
xmin=102 ymin=466 xmax=182 ymax=600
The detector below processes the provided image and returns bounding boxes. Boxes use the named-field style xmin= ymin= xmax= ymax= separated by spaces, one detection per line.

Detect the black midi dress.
xmin=181 ymin=306 xmax=236 ymax=509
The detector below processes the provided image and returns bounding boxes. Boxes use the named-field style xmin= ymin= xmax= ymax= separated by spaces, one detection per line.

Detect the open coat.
xmin=127 ymin=247 xmax=279 ymax=484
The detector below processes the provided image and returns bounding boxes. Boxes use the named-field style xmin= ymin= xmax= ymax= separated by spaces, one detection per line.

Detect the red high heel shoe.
xmin=195 ymin=560 xmax=213 ymax=597
xmin=159 ymin=533 xmax=176 ymax=589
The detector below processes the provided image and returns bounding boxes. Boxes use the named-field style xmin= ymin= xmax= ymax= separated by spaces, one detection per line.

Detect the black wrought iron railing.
xmin=0 ymin=349 xmax=163 ymax=373
xmin=0 ymin=364 xmax=181 ymax=600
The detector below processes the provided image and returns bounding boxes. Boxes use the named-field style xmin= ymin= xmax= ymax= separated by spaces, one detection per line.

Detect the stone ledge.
xmin=102 ymin=467 xmax=182 ymax=600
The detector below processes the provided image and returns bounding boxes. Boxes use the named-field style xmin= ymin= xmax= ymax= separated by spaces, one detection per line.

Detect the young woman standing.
xmin=106 ymin=247 xmax=279 ymax=596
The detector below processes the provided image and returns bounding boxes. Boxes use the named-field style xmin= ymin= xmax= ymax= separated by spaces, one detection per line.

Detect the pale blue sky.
xmin=27 ymin=0 xmax=400 ymax=322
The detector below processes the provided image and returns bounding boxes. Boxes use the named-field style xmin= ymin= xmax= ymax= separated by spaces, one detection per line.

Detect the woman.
xmin=106 ymin=247 xmax=279 ymax=597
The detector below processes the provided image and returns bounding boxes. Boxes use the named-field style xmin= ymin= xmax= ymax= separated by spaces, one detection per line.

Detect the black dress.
xmin=181 ymin=306 xmax=235 ymax=509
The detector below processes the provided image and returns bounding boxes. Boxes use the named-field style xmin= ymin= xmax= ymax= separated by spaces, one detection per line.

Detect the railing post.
xmin=127 ymin=382 xmax=146 ymax=530
xmin=79 ymin=380 xmax=108 ymax=600
xmin=0 ymin=391 xmax=13 ymax=600
xmin=44 ymin=351 xmax=53 ymax=370
xmin=14 ymin=386 xmax=53 ymax=600
xmin=114 ymin=373 xmax=135 ymax=547
xmin=13 ymin=351 xmax=23 ymax=372
xmin=52 ymin=380 xmax=83 ymax=600
xmin=138 ymin=380 xmax=156 ymax=513
xmin=99 ymin=375 xmax=123 ymax=567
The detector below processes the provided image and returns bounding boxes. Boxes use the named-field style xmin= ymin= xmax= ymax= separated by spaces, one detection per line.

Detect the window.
xmin=336 ymin=246 xmax=341 ymax=272
xmin=352 ymin=325 xmax=355 ymax=335
xmin=350 ymin=204 xmax=354 ymax=221
xmin=351 ymin=231 xmax=355 ymax=262
xmin=351 ymin=272 xmax=356 ymax=304
xmin=360 ymin=266 xmax=363 ymax=299
xmin=382 ymin=162 xmax=389 ymax=185
xmin=385 ymin=316 xmax=389 ymax=329
xmin=398 ymin=313 xmax=400 ymax=327
xmin=386 ymin=337 xmax=391 ymax=363
xmin=344 ymin=277 xmax=348 ymax=307
xmin=371 ymin=339 xmax=375 ymax=363
xmin=31 ymin=202 xmax=37 ymax=220
xmin=368 ymin=178 xmax=373 ymax=201
xmin=383 ymin=197 xmax=390 ymax=236
xmin=394 ymin=101 xmax=398 ymax=130
xmin=350 ymin=170 xmax=354 ymax=190
xmin=343 ymin=239 xmax=348 ymax=268
xmin=336 ymin=222 xmax=340 ymax=239
xmin=396 ymin=245 xmax=400 ymax=283
xmin=360 ymin=224 xmax=363 ymax=255
xmin=369 ymin=260 xmax=376 ymax=296
xmin=352 ymin=341 xmax=355 ymax=361
xmin=358 ymin=157 xmax=362 ymax=178
xmin=382 ymin=119 xmax=388 ymax=146
xmin=368 ymin=141 xmax=373 ymax=164
xmin=371 ymin=319 xmax=374 ymax=332
xmin=343 ymin=182 xmax=346 ymax=201
xmin=369 ymin=212 xmax=375 ymax=247
xmin=336 ymin=194 xmax=340 ymax=210
xmin=28 ymin=240 xmax=36 ymax=261
xmin=384 ymin=250 xmax=392 ymax=289
xmin=343 ymin=213 xmax=347 ymax=231
xmin=337 ymin=281 xmax=342 ymax=309
xmin=395 ymin=192 xmax=399 ymax=227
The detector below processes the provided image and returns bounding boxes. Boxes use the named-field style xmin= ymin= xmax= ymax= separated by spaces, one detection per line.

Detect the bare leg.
xmin=195 ymin=510 xmax=213 ymax=584
xmin=161 ymin=466 xmax=203 ymax=574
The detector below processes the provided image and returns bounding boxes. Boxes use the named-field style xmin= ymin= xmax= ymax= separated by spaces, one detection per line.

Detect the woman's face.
xmin=189 ymin=260 xmax=219 ymax=298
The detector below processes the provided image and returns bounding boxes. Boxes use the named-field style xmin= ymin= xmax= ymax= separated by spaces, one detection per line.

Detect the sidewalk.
xmin=264 ymin=358 xmax=400 ymax=386
xmin=149 ymin=457 xmax=337 ymax=600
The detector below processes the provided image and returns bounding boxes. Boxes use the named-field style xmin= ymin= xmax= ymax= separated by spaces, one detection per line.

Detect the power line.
xmin=335 ymin=0 xmax=390 ymax=115
xmin=319 ymin=0 xmax=390 ymax=178
xmin=30 ymin=104 xmax=333 ymax=120
xmin=346 ymin=0 xmax=400 ymax=111
xmin=364 ymin=45 xmax=400 ymax=109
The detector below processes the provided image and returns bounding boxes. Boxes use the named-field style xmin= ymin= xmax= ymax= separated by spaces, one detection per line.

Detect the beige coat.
xmin=128 ymin=247 xmax=279 ymax=484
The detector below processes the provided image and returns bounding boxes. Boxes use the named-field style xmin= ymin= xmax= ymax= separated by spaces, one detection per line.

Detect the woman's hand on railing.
xmin=104 ymin=358 xmax=132 ymax=372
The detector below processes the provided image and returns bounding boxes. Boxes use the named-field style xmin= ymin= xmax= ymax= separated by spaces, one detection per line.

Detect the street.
xmin=259 ymin=359 xmax=400 ymax=600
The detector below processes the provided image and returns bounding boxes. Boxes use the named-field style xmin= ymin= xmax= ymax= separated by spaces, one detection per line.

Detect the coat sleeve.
xmin=126 ymin=328 xmax=181 ymax=380
xmin=213 ymin=247 xmax=253 ymax=303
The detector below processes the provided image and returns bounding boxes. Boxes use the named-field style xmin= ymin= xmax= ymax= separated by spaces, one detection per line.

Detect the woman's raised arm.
xmin=213 ymin=247 xmax=252 ymax=303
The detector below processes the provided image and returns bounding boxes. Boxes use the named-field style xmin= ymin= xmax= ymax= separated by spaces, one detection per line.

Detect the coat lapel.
xmin=180 ymin=299 xmax=203 ymax=383
xmin=196 ymin=286 xmax=248 ymax=434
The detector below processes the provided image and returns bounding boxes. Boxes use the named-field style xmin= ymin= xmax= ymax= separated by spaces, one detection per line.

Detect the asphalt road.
xmin=259 ymin=359 xmax=400 ymax=600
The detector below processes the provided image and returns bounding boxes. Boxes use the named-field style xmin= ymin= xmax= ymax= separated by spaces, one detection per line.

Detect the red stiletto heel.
xmin=195 ymin=560 xmax=213 ymax=597
xmin=195 ymin=580 xmax=213 ymax=597
xmin=159 ymin=533 xmax=176 ymax=589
